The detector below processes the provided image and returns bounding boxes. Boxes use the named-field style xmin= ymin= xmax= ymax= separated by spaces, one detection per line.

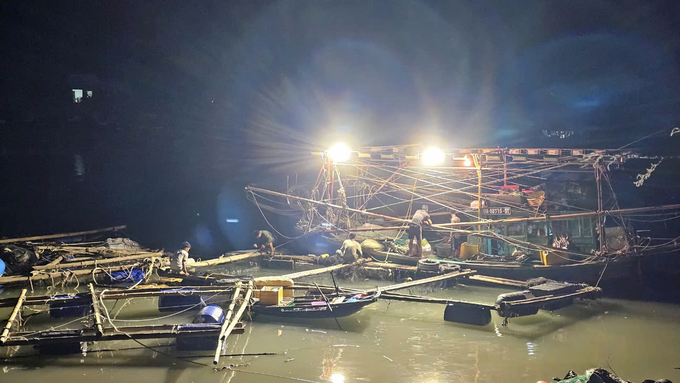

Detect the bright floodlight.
xmin=464 ymin=155 xmax=472 ymax=167
xmin=328 ymin=143 xmax=351 ymax=163
xmin=421 ymin=147 xmax=445 ymax=166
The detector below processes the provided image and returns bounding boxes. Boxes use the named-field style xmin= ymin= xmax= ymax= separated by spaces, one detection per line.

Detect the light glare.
xmin=421 ymin=147 xmax=445 ymax=166
xmin=464 ymin=156 xmax=472 ymax=167
xmin=328 ymin=143 xmax=352 ymax=163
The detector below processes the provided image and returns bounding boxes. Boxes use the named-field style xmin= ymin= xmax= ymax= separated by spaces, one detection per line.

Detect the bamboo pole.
xmin=279 ymin=259 xmax=367 ymax=280
xmin=0 ymin=225 xmax=127 ymax=244
xmin=88 ymin=284 xmax=104 ymax=337
xmin=213 ymin=281 xmax=253 ymax=365
xmin=0 ymin=289 xmax=27 ymax=345
xmin=0 ymin=262 xmax=147 ymax=286
xmin=33 ymin=252 xmax=161 ymax=270
xmin=190 ymin=252 xmax=261 ymax=268
xmin=379 ymin=270 xmax=476 ymax=293
xmin=216 ymin=282 xmax=242 ymax=345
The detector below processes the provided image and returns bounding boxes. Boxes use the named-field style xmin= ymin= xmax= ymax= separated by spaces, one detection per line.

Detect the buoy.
xmin=194 ymin=304 xmax=225 ymax=324
xmin=444 ymin=302 xmax=492 ymax=326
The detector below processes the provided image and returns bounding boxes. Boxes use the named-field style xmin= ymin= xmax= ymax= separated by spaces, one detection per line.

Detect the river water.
xmin=1 ymin=264 xmax=680 ymax=383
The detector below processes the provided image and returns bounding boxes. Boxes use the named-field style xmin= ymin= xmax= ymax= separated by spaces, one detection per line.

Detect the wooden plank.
xmin=42 ymin=255 xmax=64 ymax=269
xmin=0 ymin=289 xmax=27 ymax=345
xmin=33 ymin=252 xmax=161 ymax=270
xmin=280 ymin=259 xmax=367 ymax=280
xmin=0 ymin=225 xmax=127 ymax=244
xmin=191 ymin=252 xmax=261 ymax=268
xmin=379 ymin=270 xmax=476 ymax=293
xmin=214 ymin=282 xmax=253 ymax=365
xmin=88 ymin=284 xmax=104 ymax=337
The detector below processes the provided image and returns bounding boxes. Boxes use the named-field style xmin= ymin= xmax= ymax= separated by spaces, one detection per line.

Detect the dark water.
xmin=1 ymin=265 xmax=680 ymax=383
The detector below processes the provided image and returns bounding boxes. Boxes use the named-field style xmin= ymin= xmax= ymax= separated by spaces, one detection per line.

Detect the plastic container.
xmin=193 ymin=304 xmax=225 ymax=324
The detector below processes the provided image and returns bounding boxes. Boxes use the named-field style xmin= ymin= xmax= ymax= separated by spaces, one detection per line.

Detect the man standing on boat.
xmin=171 ymin=241 xmax=191 ymax=276
xmin=408 ymin=205 xmax=432 ymax=258
xmin=254 ymin=230 xmax=275 ymax=256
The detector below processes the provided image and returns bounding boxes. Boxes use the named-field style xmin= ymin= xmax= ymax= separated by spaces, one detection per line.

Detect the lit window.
xmin=72 ymin=89 xmax=83 ymax=103
xmin=86 ymin=90 xmax=93 ymax=98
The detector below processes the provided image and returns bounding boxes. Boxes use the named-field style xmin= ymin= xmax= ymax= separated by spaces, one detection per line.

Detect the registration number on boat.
xmin=483 ymin=207 xmax=511 ymax=215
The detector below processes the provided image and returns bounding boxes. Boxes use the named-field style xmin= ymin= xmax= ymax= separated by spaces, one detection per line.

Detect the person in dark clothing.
xmin=408 ymin=205 xmax=432 ymax=258
xmin=254 ymin=230 xmax=275 ymax=256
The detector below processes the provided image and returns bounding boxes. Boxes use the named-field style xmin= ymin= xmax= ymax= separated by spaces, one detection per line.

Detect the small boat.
xmin=252 ymin=290 xmax=380 ymax=318
xmin=363 ymin=248 xmax=419 ymax=266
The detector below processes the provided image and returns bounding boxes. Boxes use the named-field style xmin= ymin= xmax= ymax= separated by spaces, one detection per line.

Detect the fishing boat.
xmin=252 ymin=290 xmax=380 ymax=318
xmin=246 ymin=144 xmax=680 ymax=285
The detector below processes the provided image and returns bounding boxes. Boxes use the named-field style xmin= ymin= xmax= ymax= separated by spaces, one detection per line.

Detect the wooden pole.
xmin=0 ymin=289 xmax=27 ymax=345
xmin=0 ymin=225 xmax=127 ymax=244
xmin=213 ymin=282 xmax=253 ymax=365
xmin=88 ymin=284 xmax=104 ymax=337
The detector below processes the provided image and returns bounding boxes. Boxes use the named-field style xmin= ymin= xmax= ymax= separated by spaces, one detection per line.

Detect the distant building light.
xmin=225 ymin=219 xmax=239 ymax=223
xmin=72 ymin=89 xmax=83 ymax=103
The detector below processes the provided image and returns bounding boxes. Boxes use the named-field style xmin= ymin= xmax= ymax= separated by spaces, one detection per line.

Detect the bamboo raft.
xmin=0 ymin=283 xmax=253 ymax=355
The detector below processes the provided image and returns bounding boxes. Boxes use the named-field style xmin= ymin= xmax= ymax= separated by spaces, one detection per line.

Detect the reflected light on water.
xmin=329 ymin=373 xmax=346 ymax=383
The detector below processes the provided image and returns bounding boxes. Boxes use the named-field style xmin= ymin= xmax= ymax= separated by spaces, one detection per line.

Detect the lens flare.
xmin=328 ymin=143 xmax=352 ymax=163
xmin=421 ymin=147 xmax=445 ymax=166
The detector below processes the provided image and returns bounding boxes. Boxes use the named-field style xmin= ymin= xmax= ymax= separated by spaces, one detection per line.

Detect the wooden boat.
xmin=252 ymin=290 xmax=380 ymax=318
xmin=363 ymin=248 xmax=419 ymax=266
xmin=440 ymin=257 xmax=638 ymax=286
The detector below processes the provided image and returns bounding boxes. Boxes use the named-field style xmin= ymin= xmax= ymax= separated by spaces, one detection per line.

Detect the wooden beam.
xmin=379 ymin=270 xmax=476 ymax=293
xmin=88 ymin=284 xmax=104 ymax=337
xmin=0 ymin=225 xmax=127 ymax=244
xmin=214 ymin=282 xmax=253 ymax=365
xmin=280 ymin=259 xmax=367 ymax=280
xmin=0 ymin=289 xmax=27 ymax=345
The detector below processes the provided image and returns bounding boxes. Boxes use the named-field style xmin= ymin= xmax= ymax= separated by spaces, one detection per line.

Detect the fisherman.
xmin=254 ymin=230 xmax=275 ymax=256
xmin=408 ymin=204 xmax=433 ymax=258
xmin=318 ymin=232 xmax=362 ymax=266
xmin=340 ymin=233 xmax=363 ymax=263
xmin=171 ymin=241 xmax=191 ymax=276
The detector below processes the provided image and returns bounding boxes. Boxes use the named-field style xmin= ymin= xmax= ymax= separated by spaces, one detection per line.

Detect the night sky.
xmin=2 ymin=1 xmax=679 ymax=253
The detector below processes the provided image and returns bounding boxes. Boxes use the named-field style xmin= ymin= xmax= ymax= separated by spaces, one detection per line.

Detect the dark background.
xmin=2 ymin=1 xmax=679 ymax=256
